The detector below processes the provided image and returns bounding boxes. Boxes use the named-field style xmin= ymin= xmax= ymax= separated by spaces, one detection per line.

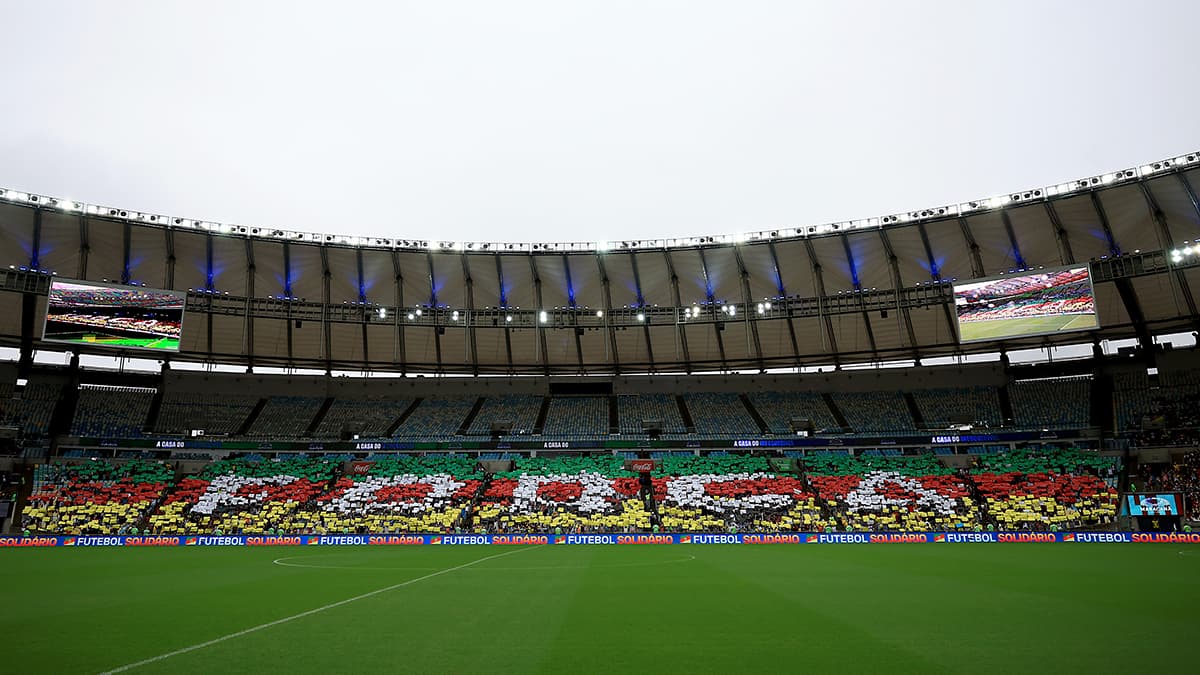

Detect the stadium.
xmin=3 ymin=4 xmax=1200 ymax=674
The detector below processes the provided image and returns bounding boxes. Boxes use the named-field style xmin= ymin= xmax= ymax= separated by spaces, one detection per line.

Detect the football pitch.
xmin=3 ymin=544 xmax=1198 ymax=674
xmin=51 ymin=333 xmax=179 ymax=351
xmin=958 ymin=314 xmax=1097 ymax=343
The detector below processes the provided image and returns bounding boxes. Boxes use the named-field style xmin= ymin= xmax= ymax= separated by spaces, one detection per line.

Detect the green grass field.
xmin=51 ymin=333 xmax=179 ymax=350
xmin=958 ymin=314 xmax=1097 ymax=343
xmin=3 ymin=544 xmax=1198 ymax=674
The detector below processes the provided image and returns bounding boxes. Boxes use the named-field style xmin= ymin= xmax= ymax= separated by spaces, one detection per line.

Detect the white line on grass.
xmin=96 ymin=545 xmax=535 ymax=674
xmin=272 ymin=553 xmax=697 ymax=571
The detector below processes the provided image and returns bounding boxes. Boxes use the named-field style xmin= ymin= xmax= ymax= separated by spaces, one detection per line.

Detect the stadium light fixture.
xmin=595 ymin=310 xmax=603 ymax=318
xmin=378 ymin=308 xmax=387 ymax=319
xmin=505 ymin=315 xmax=512 ymax=322
xmin=415 ymin=308 xmax=422 ymax=317
xmin=636 ymin=312 xmax=645 ymax=322
xmin=451 ymin=310 xmax=460 ymax=321
xmin=406 ymin=312 xmax=415 ymax=320
xmin=539 ymin=310 xmax=548 ymax=324
xmin=757 ymin=303 xmax=764 ymax=314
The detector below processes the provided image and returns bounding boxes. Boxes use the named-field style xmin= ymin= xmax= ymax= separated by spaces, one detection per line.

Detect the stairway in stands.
xmin=903 ymin=393 xmax=926 ymax=429
xmin=236 ymin=398 xmax=268 ymax=436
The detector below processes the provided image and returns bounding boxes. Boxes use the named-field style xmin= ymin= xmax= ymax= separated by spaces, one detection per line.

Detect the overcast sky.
xmin=2 ymin=1 xmax=1197 ymax=244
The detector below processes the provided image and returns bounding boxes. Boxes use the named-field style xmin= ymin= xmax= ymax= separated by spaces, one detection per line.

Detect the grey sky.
xmin=1 ymin=1 xmax=1197 ymax=244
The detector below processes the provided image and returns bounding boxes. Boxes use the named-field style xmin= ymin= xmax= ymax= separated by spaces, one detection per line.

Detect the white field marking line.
xmin=271 ymin=553 xmax=697 ymax=572
xmin=97 ymin=545 xmax=535 ymax=675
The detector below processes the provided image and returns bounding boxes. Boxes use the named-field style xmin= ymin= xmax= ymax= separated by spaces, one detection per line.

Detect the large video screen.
xmin=43 ymin=280 xmax=184 ymax=352
xmin=953 ymin=265 xmax=1098 ymax=343
xmin=1125 ymin=493 xmax=1180 ymax=516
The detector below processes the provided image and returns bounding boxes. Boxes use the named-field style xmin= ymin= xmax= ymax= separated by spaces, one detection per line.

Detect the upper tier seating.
xmin=466 ymin=395 xmax=542 ymax=436
xmin=312 ymin=397 xmax=413 ymax=439
xmin=684 ymin=393 xmax=760 ymax=436
xmin=0 ymin=381 xmax=62 ymax=437
xmin=911 ymin=386 xmax=1002 ymax=428
xmin=391 ymin=396 xmax=476 ymax=439
xmin=155 ymin=392 xmax=259 ymax=435
xmin=831 ymin=391 xmax=914 ymax=433
xmin=245 ymin=397 xmax=325 ymax=437
xmin=747 ymin=391 xmax=841 ymax=434
xmin=70 ymin=385 xmax=155 ymax=438
xmin=617 ymin=394 xmax=686 ymax=434
xmin=541 ymin=396 xmax=609 ymax=437
xmin=1009 ymin=377 xmax=1091 ymax=429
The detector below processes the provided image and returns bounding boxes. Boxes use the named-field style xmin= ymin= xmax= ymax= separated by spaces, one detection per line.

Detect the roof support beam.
xmin=731 ymin=246 xmax=765 ymax=371
xmin=627 ymin=253 xmax=655 ymax=371
xmin=1087 ymin=195 xmax=1150 ymax=349
xmin=766 ymin=242 xmax=801 ymax=366
xmin=697 ymin=249 xmax=727 ymax=371
xmin=495 ymin=254 xmax=514 ymax=374
xmin=998 ymin=210 xmax=1028 ymax=269
xmin=461 ymin=253 xmax=479 ymax=376
xmin=595 ymin=253 xmax=620 ymax=374
xmin=357 ymin=249 xmax=369 ymax=367
xmin=1042 ymin=201 xmax=1077 ymax=265
xmin=77 ymin=214 xmax=89 ymax=280
xmin=29 ymin=208 xmax=41 ymax=271
xmin=320 ymin=245 xmax=332 ymax=372
xmin=877 ymin=229 xmax=919 ymax=360
xmin=956 ymin=217 xmax=986 ymax=277
xmin=563 ymin=255 xmax=584 ymax=372
xmin=425 ymin=252 xmax=443 ymax=373
xmin=529 ymin=256 xmax=549 ymax=375
xmin=243 ymin=239 xmax=255 ymax=369
xmin=839 ymin=235 xmax=879 ymax=360
xmin=915 ymin=223 xmax=959 ymax=344
xmin=1177 ymin=172 xmax=1200 ymax=226
xmin=164 ymin=228 xmax=176 ymax=290
xmin=1088 ymin=192 xmax=1122 ymax=256
xmin=1139 ymin=183 xmax=1199 ymax=323
xmin=391 ymin=250 xmax=406 ymax=375
xmin=661 ymin=250 xmax=692 ymax=372
xmin=120 ymin=220 xmax=131 ymax=285
xmin=803 ymin=239 xmax=839 ymax=366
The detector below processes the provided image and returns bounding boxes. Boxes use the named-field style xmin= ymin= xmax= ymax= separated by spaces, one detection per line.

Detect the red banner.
xmin=627 ymin=459 xmax=656 ymax=473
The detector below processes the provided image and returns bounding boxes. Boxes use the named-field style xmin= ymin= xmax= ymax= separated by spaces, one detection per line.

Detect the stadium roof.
xmin=1 ymin=150 xmax=1199 ymax=374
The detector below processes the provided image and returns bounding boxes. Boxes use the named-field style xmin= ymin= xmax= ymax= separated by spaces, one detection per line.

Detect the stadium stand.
xmin=466 ymin=395 xmax=542 ymax=436
xmin=312 ymin=397 xmax=413 ymax=439
xmin=911 ymin=386 xmax=1003 ymax=428
xmin=0 ymin=381 xmax=62 ymax=438
xmin=831 ymin=391 xmax=915 ymax=433
xmin=541 ymin=396 xmax=609 ymax=437
xmin=391 ymin=396 xmax=476 ymax=439
xmin=971 ymin=448 xmax=1119 ymax=530
xmin=747 ymin=391 xmax=841 ymax=434
xmin=23 ymin=460 xmax=174 ymax=534
xmin=683 ymin=393 xmax=760 ymax=436
xmin=147 ymin=457 xmax=339 ymax=535
xmin=617 ymin=394 xmax=686 ymax=435
xmin=155 ymin=392 xmax=259 ymax=436
xmin=245 ymin=396 xmax=325 ymax=437
xmin=70 ymin=385 xmax=155 ymax=438
xmin=654 ymin=454 xmax=828 ymax=532
xmin=1009 ymin=377 xmax=1092 ymax=429
xmin=475 ymin=456 xmax=651 ymax=533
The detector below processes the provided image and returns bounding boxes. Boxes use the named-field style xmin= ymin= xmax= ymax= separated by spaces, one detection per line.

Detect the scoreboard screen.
xmin=43 ymin=280 xmax=185 ymax=352
xmin=953 ymin=265 xmax=1098 ymax=343
xmin=1124 ymin=493 xmax=1180 ymax=516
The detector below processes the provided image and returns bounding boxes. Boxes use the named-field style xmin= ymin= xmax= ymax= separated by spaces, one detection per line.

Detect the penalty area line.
xmin=96 ymin=545 xmax=536 ymax=674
